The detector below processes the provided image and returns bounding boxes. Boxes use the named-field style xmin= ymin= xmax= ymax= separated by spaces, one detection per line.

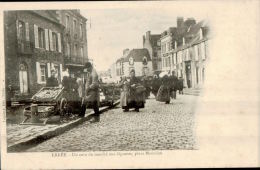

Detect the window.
xmin=52 ymin=32 xmax=58 ymax=51
xmin=73 ymin=19 xmax=77 ymax=34
xmin=80 ymin=47 xmax=84 ymax=57
xmin=18 ymin=21 xmax=25 ymax=40
xmin=74 ymin=44 xmax=78 ymax=56
xmin=167 ymin=42 xmax=171 ymax=51
xmin=80 ymin=23 xmax=83 ymax=38
xmin=65 ymin=15 xmax=70 ymax=29
xmin=40 ymin=64 xmax=47 ymax=82
xmin=38 ymin=27 xmax=45 ymax=49
xmin=66 ymin=43 xmax=70 ymax=56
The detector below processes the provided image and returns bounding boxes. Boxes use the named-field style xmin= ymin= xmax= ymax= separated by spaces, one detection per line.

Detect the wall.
xmin=5 ymin=11 xmax=64 ymax=96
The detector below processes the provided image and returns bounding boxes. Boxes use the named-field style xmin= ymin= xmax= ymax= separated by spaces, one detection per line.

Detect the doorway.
xmin=19 ymin=63 xmax=29 ymax=94
xmin=185 ymin=61 xmax=192 ymax=88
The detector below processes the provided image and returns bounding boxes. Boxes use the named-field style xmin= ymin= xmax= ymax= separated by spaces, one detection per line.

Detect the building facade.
xmin=160 ymin=17 xmax=210 ymax=88
xmin=143 ymin=31 xmax=161 ymax=75
xmin=55 ymin=10 xmax=88 ymax=77
xmin=4 ymin=10 xmax=64 ymax=97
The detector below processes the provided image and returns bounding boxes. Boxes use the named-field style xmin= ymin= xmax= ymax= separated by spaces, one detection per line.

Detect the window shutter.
xmin=51 ymin=63 xmax=54 ymax=70
xmin=49 ymin=30 xmax=53 ymax=51
xmin=47 ymin=63 xmax=51 ymax=77
xmin=174 ymin=53 xmax=177 ymax=64
xmin=58 ymin=33 xmax=62 ymax=53
xmin=186 ymin=49 xmax=189 ymax=61
xmin=36 ymin=62 xmax=41 ymax=83
xmin=194 ymin=45 xmax=198 ymax=61
xmin=34 ymin=24 xmax=39 ymax=48
xmin=45 ymin=29 xmax=49 ymax=51
xmin=59 ymin=64 xmax=63 ymax=81
xmin=25 ymin=22 xmax=29 ymax=41
xmin=201 ymin=42 xmax=205 ymax=60
xmin=16 ymin=20 xmax=19 ymax=39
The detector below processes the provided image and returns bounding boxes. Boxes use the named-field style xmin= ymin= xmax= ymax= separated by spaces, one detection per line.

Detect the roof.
xmin=185 ymin=20 xmax=210 ymax=43
xmin=31 ymin=10 xmax=61 ymax=24
xmin=116 ymin=57 xmax=124 ymax=63
xmin=123 ymin=48 xmax=151 ymax=62
xmin=61 ymin=10 xmax=87 ymax=21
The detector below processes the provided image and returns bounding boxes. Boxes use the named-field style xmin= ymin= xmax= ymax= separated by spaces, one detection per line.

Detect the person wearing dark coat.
xmin=151 ymin=75 xmax=160 ymax=97
xmin=169 ymin=71 xmax=178 ymax=99
xmin=119 ymin=70 xmax=145 ymax=112
xmin=46 ymin=69 xmax=59 ymax=87
xmin=156 ymin=74 xmax=171 ymax=104
xmin=178 ymin=77 xmax=184 ymax=94
xmin=80 ymin=62 xmax=100 ymax=119
xmin=141 ymin=76 xmax=151 ymax=99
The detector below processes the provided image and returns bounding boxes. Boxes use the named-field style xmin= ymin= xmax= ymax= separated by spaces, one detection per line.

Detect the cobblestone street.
xmin=26 ymin=95 xmax=198 ymax=152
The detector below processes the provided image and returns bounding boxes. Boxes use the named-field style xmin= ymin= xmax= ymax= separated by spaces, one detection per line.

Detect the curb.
xmin=7 ymin=100 xmax=120 ymax=152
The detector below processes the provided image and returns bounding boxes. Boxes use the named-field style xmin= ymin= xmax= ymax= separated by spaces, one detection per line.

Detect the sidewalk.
xmin=7 ymin=101 xmax=119 ymax=152
xmin=183 ymin=88 xmax=203 ymax=96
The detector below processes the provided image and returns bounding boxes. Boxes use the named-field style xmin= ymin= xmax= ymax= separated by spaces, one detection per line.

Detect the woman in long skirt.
xmin=156 ymin=75 xmax=171 ymax=104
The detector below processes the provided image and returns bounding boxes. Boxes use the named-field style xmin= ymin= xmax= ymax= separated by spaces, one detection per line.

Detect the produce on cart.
xmin=99 ymin=83 xmax=120 ymax=106
xmin=21 ymin=86 xmax=81 ymax=125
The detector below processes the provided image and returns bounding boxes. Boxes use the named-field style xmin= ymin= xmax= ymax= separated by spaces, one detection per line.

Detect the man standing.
xmin=46 ymin=69 xmax=59 ymax=87
xmin=80 ymin=62 xmax=100 ymax=120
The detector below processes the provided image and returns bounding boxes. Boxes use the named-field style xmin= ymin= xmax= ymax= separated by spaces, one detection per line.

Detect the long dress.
xmin=156 ymin=75 xmax=170 ymax=102
xmin=119 ymin=77 xmax=146 ymax=110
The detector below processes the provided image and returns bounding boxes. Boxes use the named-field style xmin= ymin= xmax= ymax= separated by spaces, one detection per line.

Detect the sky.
xmin=80 ymin=3 xmax=208 ymax=72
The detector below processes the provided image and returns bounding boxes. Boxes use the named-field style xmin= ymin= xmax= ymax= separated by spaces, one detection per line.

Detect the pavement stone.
xmin=26 ymin=94 xmax=198 ymax=152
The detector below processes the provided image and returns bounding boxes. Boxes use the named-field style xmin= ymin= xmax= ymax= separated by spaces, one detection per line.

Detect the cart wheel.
xmin=60 ymin=98 xmax=68 ymax=115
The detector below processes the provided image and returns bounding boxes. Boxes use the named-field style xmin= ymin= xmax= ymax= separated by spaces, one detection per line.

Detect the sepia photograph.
xmin=0 ymin=1 xmax=259 ymax=169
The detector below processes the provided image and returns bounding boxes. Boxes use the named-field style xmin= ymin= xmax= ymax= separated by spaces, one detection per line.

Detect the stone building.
xmin=4 ymin=10 xmax=64 ymax=98
xmin=115 ymin=48 xmax=153 ymax=79
xmin=143 ymin=31 xmax=161 ymax=75
xmin=55 ymin=10 xmax=88 ymax=77
xmin=160 ymin=17 xmax=196 ymax=74
xmin=160 ymin=17 xmax=210 ymax=88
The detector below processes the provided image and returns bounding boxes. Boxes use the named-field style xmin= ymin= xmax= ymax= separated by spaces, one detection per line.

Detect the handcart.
xmin=20 ymin=86 xmax=80 ymax=125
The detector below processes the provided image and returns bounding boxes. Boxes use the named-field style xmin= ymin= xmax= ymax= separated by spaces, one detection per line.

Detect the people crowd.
xmin=45 ymin=64 xmax=185 ymax=117
xmin=6 ymin=60 xmax=185 ymax=123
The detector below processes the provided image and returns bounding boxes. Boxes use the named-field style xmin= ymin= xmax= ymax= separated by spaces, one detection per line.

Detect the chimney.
xmin=123 ymin=49 xmax=130 ymax=55
xmin=146 ymin=31 xmax=151 ymax=40
xmin=177 ymin=17 xmax=184 ymax=28
xmin=143 ymin=35 xmax=145 ymax=47
xmin=184 ymin=18 xmax=196 ymax=27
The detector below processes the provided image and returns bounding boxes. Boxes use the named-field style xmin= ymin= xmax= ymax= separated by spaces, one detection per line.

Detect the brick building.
xmin=4 ymin=10 xmax=64 ymax=98
xmin=143 ymin=31 xmax=161 ymax=75
xmin=55 ymin=10 xmax=88 ymax=77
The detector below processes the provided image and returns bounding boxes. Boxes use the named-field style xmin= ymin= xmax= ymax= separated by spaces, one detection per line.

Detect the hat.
xmin=130 ymin=69 xmax=135 ymax=73
xmin=84 ymin=62 xmax=92 ymax=68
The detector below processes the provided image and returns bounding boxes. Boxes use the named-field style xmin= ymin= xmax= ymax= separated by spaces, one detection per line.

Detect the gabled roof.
xmin=124 ymin=48 xmax=151 ymax=62
xmin=32 ymin=10 xmax=60 ymax=24
xmin=185 ymin=20 xmax=210 ymax=43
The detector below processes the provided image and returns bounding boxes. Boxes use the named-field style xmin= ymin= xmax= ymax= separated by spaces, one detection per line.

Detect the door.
xmin=185 ymin=61 xmax=192 ymax=88
xmin=19 ymin=63 xmax=28 ymax=94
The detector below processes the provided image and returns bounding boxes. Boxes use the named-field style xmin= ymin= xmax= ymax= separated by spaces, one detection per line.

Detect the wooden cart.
xmin=20 ymin=87 xmax=80 ymax=125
